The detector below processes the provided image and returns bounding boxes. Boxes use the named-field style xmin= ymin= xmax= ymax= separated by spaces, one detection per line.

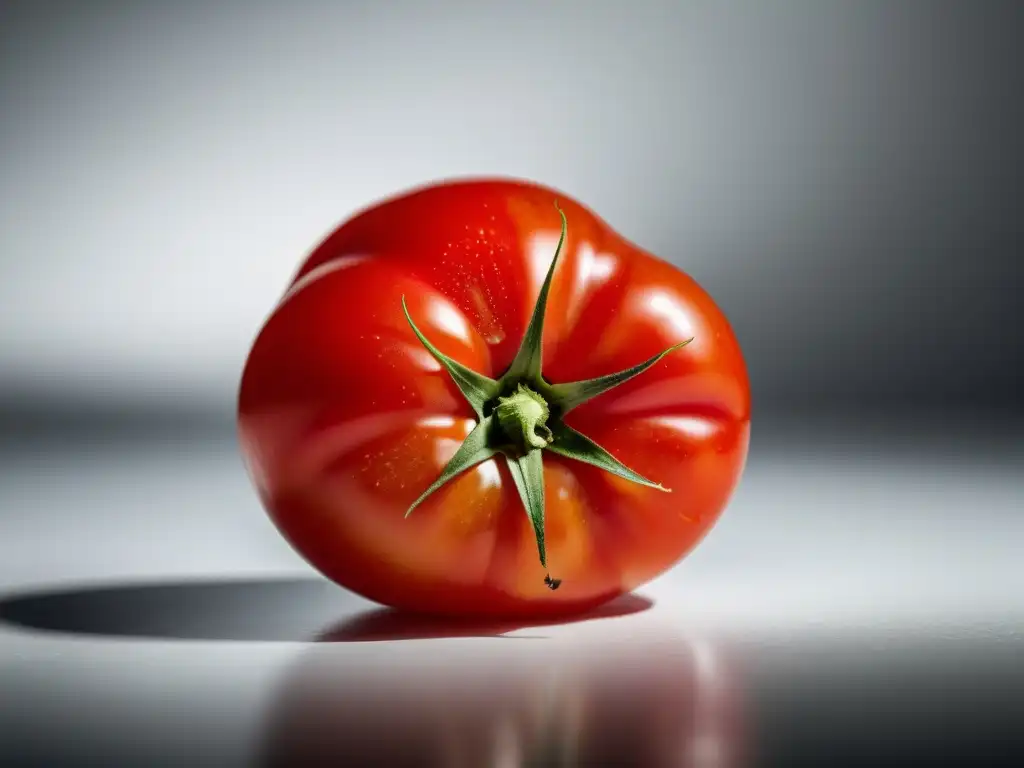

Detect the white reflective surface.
xmin=1 ymin=420 xmax=1022 ymax=766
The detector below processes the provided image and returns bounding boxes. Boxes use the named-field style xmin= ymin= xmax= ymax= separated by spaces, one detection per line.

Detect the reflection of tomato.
xmin=239 ymin=178 xmax=750 ymax=617
xmin=259 ymin=625 xmax=745 ymax=768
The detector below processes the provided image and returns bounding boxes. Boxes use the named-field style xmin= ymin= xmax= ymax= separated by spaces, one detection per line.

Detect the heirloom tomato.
xmin=238 ymin=178 xmax=750 ymax=618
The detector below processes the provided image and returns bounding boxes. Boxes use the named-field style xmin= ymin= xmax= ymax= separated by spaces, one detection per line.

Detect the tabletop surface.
xmin=2 ymin=419 xmax=1022 ymax=766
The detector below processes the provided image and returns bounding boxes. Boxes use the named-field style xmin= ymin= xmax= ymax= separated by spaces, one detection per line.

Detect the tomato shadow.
xmin=316 ymin=592 xmax=654 ymax=642
xmin=0 ymin=577 xmax=372 ymax=642
xmin=0 ymin=577 xmax=652 ymax=643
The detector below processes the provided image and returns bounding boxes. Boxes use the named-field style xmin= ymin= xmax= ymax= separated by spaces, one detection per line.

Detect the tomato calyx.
xmin=401 ymin=204 xmax=692 ymax=589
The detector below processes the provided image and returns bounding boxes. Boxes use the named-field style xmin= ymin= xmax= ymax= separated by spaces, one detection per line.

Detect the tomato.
xmin=238 ymin=178 xmax=750 ymax=618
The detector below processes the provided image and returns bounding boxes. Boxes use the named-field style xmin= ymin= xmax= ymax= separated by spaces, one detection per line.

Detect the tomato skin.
xmin=239 ymin=178 xmax=750 ymax=618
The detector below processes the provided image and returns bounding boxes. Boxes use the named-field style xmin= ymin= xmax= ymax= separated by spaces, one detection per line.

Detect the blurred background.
xmin=1 ymin=1 xmax=1021 ymax=765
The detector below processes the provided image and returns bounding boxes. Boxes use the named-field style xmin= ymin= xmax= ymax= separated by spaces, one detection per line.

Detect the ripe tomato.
xmin=238 ymin=178 xmax=750 ymax=618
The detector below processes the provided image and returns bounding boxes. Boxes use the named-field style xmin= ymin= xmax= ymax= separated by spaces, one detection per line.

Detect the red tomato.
xmin=238 ymin=178 xmax=750 ymax=618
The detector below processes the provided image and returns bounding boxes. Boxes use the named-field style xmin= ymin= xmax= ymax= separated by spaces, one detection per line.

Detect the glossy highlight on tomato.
xmin=238 ymin=178 xmax=750 ymax=618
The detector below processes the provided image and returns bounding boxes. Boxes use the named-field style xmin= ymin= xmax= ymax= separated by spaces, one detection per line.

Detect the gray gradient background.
xmin=1 ymin=2 xmax=1022 ymax=766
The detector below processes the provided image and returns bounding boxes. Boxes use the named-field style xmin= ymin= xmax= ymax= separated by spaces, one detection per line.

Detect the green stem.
xmin=495 ymin=384 xmax=554 ymax=453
